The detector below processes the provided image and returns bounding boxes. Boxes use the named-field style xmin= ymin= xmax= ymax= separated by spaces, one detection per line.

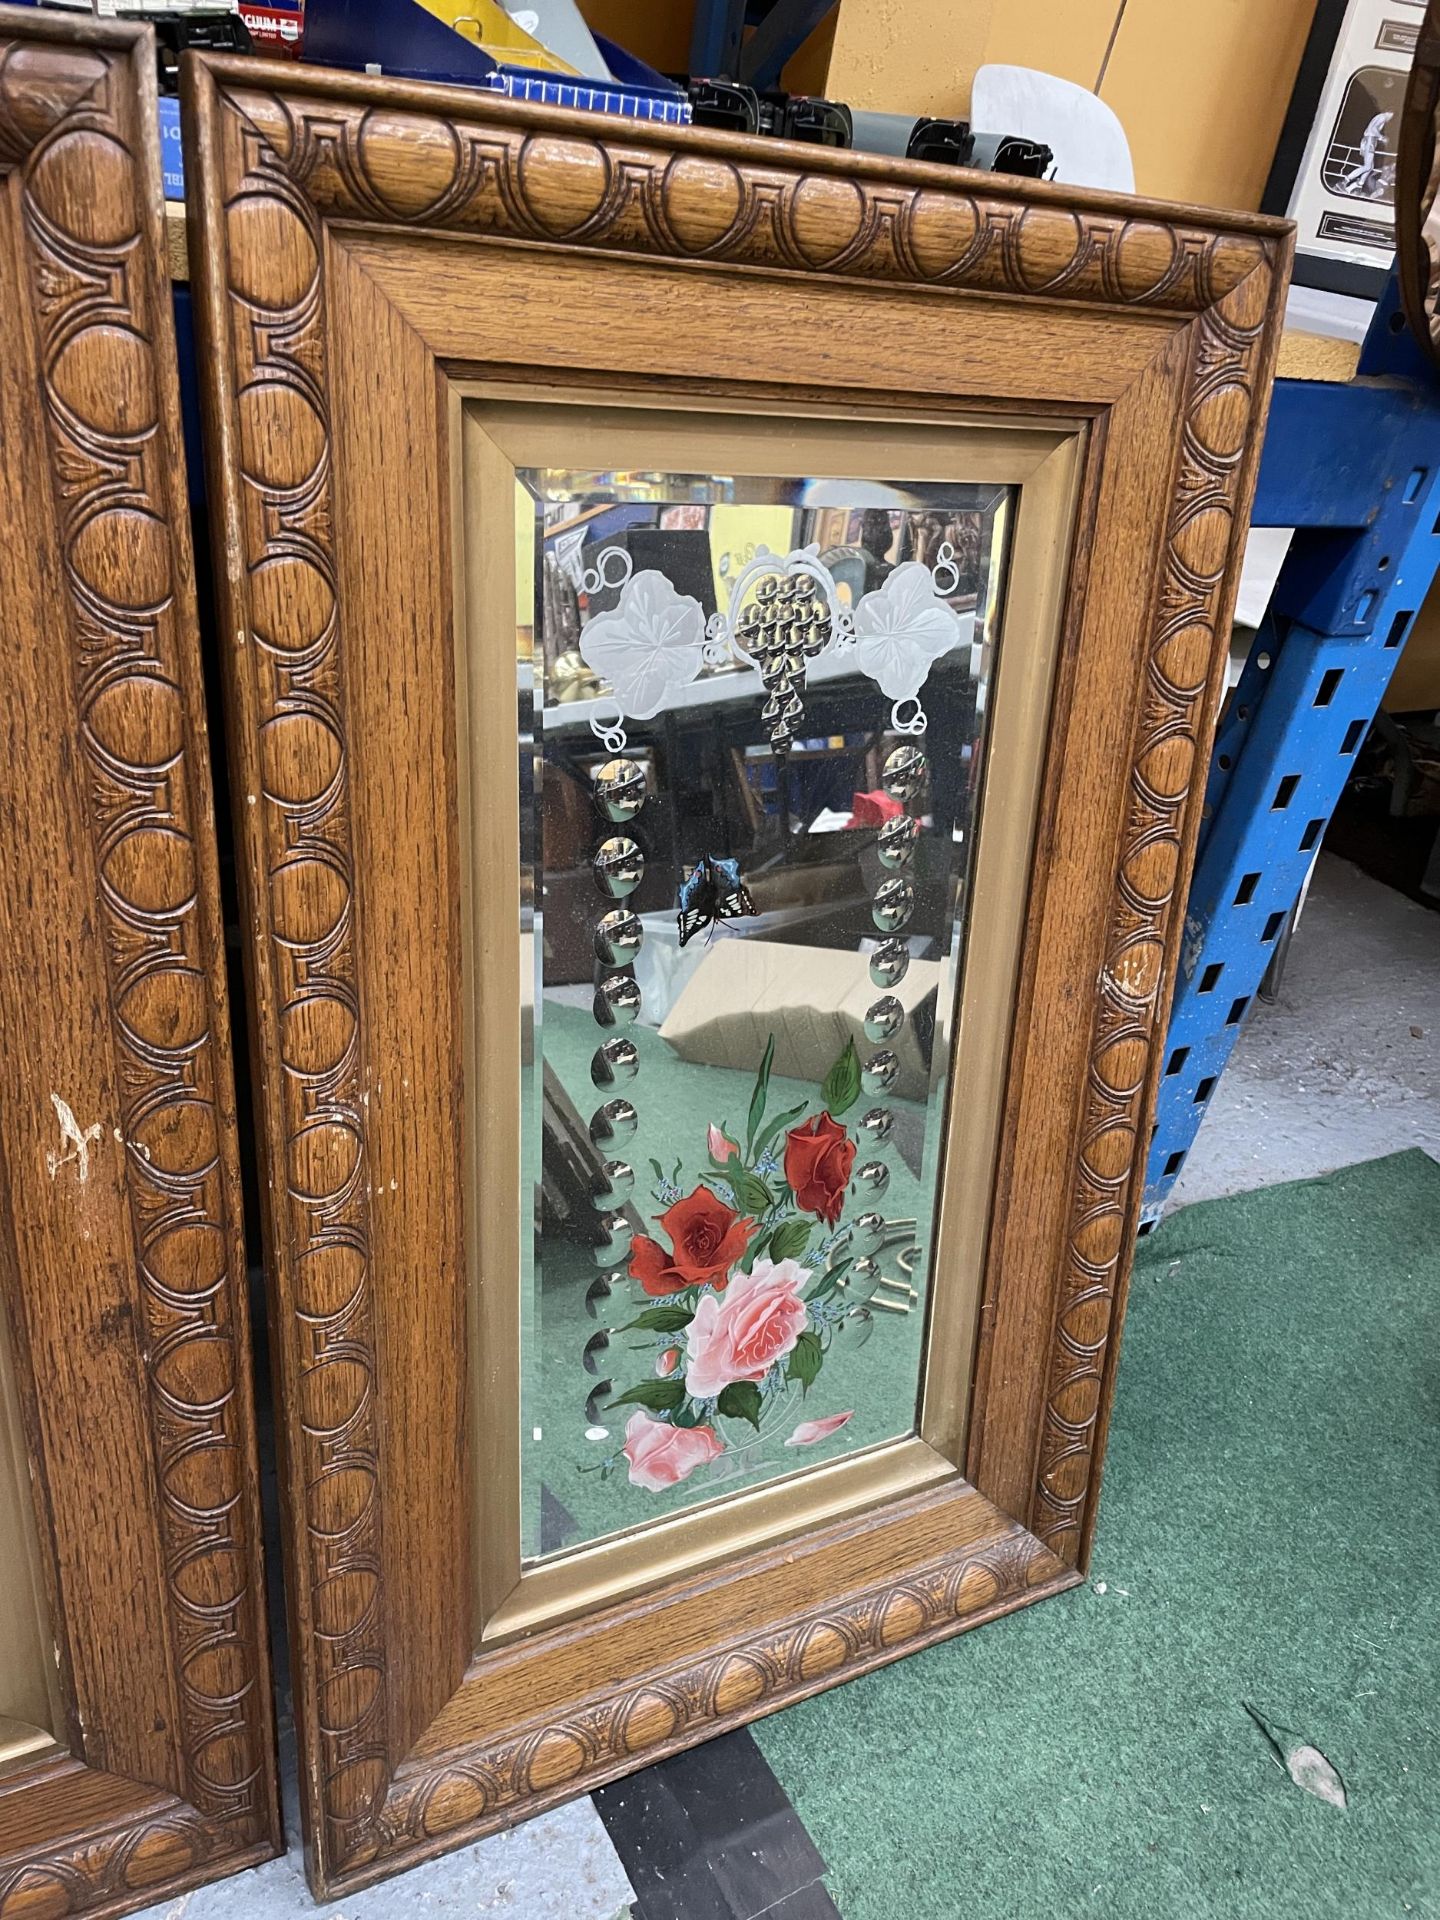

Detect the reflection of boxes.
xmin=659 ymin=940 xmax=939 ymax=1104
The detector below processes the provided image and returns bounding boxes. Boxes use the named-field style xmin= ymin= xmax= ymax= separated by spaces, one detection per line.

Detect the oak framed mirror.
xmin=0 ymin=12 xmax=278 ymax=1915
xmin=185 ymin=53 xmax=1289 ymax=1898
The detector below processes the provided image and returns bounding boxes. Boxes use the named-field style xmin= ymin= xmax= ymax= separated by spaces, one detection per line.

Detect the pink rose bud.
xmin=656 ymin=1346 xmax=680 ymax=1377
xmin=707 ymin=1123 xmax=738 ymax=1162
xmin=785 ymin=1410 xmax=855 ymax=1447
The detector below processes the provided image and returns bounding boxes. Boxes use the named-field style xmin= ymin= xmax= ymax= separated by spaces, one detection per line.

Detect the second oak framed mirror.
xmin=186 ymin=54 xmax=1289 ymax=1898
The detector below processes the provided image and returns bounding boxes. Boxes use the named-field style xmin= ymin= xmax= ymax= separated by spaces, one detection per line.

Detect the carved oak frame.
xmin=185 ymin=50 xmax=1290 ymax=1899
xmin=0 ymin=12 xmax=279 ymax=1918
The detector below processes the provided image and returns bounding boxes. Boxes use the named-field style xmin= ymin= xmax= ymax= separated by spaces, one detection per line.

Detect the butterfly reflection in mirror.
xmin=677 ymin=855 xmax=757 ymax=948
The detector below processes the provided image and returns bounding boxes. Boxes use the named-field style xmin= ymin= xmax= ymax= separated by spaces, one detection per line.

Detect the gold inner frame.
xmin=0 ymin=1292 xmax=62 ymax=1771
xmin=455 ymin=387 xmax=1082 ymax=1646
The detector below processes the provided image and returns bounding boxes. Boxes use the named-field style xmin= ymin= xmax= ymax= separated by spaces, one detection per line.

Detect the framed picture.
xmin=1263 ymin=0 xmax=1424 ymax=297
xmin=0 ymin=11 xmax=278 ymax=1916
xmin=185 ymin=52 xmax=1289 ymax=1898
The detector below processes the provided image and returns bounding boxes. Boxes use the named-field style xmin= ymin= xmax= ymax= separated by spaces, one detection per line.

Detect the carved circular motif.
xmin=788 ymin=173 xmax=867 ymax=267
xmin=711 ymin=1653 xmax=767 ymax=1713
xmin=1071 ymin=1202 xmax=1126 ymax=1273
xmin=120 ymin=965 xmax=209 ymax=1052
xmin=1171 ymin=502 xmax=1233 ymax=580
xmin=1092 ymin=1031 xmax=1150 ymax=1098
xmin=70 ymin=506 xmax=172 ymax=612
xmin=171 ymin=1541 xmax=247 ymax=1610
xmin=162 ymin=1437 xmax=240 ymax=1516
xmin=152 ymin=1330 xmax=233 ymax=1411
xmin=191 ymin=1725 xmax=258 ymax=1795
xmin=306 ymin=1463 xmax=377 ymax=1538
xmin=103 ymin=825 xmax=194 ymax=917
xmin=270 ymin=855 xmax=349 ymax=947
xmin=906 ymin=190 xmax=981 ymax=279
xmin=419 ymin=1771 xmax=491 ymax=1836
xmin=119 ymin=1822 xmax=199 ymax=1891
xmin=356 ymin=108 xmax=463 ymax=217
xmin=1113 ymin=220 xmax=1181 ymax=303
xmin=313 ymin=1565 xmax=380 ymax=1636
xmin=261 ymin=709 xmax=343 ymax=805
xmin=517 ymin=134 xmax=611 ymax=235
xmin=299 ymin=1355 xmax=370 ymax=1432
xmin=0 ymin=1866 xmax=72 ymax=1919
xmin=182 ymin=1636 xmax=251 ymax=1707
xmin=618 ymin=1688 xmax=679 ymax=1752
xmin=237 ymin=380 xmax=326 ymax=492
xmin=288 ymin=1119 xmax=362 ymax=1201
xmin=318 ymin=1659 xmax=384 ymax=1735
xmin=1120 ymin=829 xmax=1180 ymax=908
xmin=1135 ymin=731 xmax=1195 ymax=803
xmin=1079 ymin=1113 xmax=1137 ymax=1186
xmin=250 ymin=551 xmax=335 ymax=654
xmin=525 ymin=1727 xmax=588 ymax=1790
xmin=225 ymin=193 xmax=320 ymax=310
xmin=1152 ymin=621 xmax=1213 ymax=696
xmin=146 ymin=1221 xmax=228 ymax=1298
xmin=1014 ymin=208 xmax=1084 ymax=292
xmin=86 ymin=672 xmax=184 ymax=771
xmin=129 ymin=1094 xmax=218 ymax=1178
xmin=281 ymin=992 xmax=357 ymax=1077
xmin=294 ymin=1241 xmax=367 ymax=1320
xmin=28 ymin=128 xmax=136 ymax=247
xmin=1190 ymin=381 xmax=1250 ymax=460
xmin=50 ymin=322 xmax=156 ymax=439
xmin=661 ymin=154 xmax=743 ymax=251
xmin=879 ymin=1588 xmax=926 ymax=1646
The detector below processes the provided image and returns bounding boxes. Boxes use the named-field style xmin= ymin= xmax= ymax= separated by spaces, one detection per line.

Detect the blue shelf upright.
xmin=1142 ymin=277 xmax=1440 ymax=1229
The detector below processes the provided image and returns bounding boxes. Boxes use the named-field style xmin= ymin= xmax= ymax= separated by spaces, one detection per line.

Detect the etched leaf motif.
xmin=850 ymin=561 xmax=964 ymax=702
xmin=578 ymin=570 xmax=707 ymax=720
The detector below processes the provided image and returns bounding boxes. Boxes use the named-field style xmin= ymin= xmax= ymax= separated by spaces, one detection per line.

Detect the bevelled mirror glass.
xmin=460 ymin=398 xmax=1075 ymax=1640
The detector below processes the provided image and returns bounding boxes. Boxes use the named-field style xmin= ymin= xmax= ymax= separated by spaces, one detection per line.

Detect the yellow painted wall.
xmin=587 ymin=0 xmax=1320 ymax=215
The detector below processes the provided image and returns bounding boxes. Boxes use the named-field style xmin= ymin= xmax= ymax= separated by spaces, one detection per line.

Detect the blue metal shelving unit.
xmin=1141 ymin=276 xmax=1440 ymax=1227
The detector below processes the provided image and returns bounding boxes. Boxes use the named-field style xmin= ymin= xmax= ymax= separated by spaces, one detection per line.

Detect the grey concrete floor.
xmin=136 ymin=853 xmax=1436 ymax=1920
xmin=1172 ymin=855 xmax=1439 ymax=1206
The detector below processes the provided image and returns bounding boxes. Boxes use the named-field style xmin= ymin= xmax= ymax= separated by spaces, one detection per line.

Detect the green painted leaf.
xmin=745 ymin=1033 xmax=776 ymax=1155
xmin=821 ymin=1038 xmax=861 ymax=1118
xmin=605 ymin=1378 xmax=685 ymax=1414
xmin=649 ymin=1158 xmax=666 ymax=1184
xmin=752 ymin=1100 xmax=810 ymax=1163
xmin=725 ymin=1166 xmax=774 ymax=1218
xmin=622 ymin=1306 xmax=693 ymax=1333
xmin=787 ymin=1330 xmax=824 ymax=1392
xmin=768 ymin=1217 xmax=812 ymax=1263
xmin=717 ymin=1380 xmax=764 ymax=1429
xmin=803 ymin=1257 xmax=850 ymax=1303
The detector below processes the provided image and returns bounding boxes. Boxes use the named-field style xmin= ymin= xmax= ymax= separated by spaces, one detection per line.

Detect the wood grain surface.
xmin=0 ymin=12 xmax=278 ymax=1916
xmin=184 ymin=49 xmax=1290 ymax=1897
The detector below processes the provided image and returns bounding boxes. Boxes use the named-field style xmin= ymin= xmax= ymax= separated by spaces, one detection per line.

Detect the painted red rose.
xmin=628 ymin=1185 xmax=755 ymax=1296
xmin=784 ymin=1111 xmax=855 ymax=1227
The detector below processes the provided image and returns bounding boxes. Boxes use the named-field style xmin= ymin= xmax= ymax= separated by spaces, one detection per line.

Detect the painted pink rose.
xmin=785 ymin=1410 xmax=854 ymax=1447
xmin=685 ymin=1258 xmax=809 ymax=1401
xmin=656 ymin=1346 xmax=681 ymax=1377
xmin=707 ymin=1123 xmax=739 ymax=1162
xmin=622 ymin=1411 xmax=723 ymax=1491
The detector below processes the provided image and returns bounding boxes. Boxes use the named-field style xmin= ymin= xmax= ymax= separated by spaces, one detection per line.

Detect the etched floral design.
xmin=578 ymin=569 xmax=707 ymax=721
xmin=850 ymin=560 xmax=964 ymax=702
xmin=588 ymin=1032 xmax=887 ymax=1493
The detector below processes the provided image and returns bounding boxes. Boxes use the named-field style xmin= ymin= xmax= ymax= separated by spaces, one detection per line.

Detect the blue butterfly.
xmin=677 ymin=855 xmax=757 ymax=948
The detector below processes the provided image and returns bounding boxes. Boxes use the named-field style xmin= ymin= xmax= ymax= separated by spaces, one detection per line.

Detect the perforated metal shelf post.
xmin=1141 ymin=278 xmax=1440 ymax=1229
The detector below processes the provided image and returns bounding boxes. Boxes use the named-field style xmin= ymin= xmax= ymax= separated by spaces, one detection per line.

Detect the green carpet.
xmin=752 ymin=1150 xmax=1440 ymax=1920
